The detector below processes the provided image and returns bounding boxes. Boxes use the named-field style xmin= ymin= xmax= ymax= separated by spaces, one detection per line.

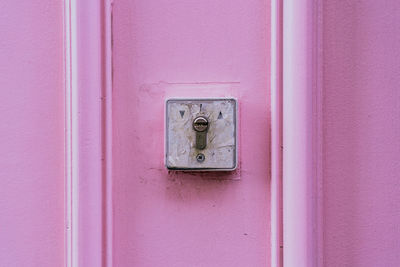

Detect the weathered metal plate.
xmin=165 ymin=98 xmax=237 ymax=171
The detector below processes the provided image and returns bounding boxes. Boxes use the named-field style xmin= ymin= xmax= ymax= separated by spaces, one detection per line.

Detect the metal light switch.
xmin=165 ymin=98 xmax=237 ymax=171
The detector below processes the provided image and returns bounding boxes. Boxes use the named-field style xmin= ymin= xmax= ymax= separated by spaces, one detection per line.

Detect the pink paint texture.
xmin=2 ymin=1 xmax=399 ymax=266
xmin=0 ymin=0 xmax=64 ymax=266
xmin=323 ymin=1 xmax=400 ymax=266
xmin=112 ymin=0 xmax=270 ymax=266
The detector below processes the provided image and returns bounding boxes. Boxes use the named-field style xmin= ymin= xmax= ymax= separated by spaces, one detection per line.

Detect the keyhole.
xmin=193 ymin=116 xmax=208 ymax=132
xmin=193 ymin=116 xmax=209 ymax=150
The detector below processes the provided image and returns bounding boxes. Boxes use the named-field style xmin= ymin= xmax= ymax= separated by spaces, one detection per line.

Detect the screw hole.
xmin=196 ymin=153 xmax=205 ymax=163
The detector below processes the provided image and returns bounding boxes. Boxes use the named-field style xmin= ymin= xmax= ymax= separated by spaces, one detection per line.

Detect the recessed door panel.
xmin=112 ymin=0 xmax=271 ymax=266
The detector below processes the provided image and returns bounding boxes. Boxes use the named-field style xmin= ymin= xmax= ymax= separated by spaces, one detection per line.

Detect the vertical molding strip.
xmin=101 ymin=1 xmax=113 ymax=266
xmin=64 ymin=0 xmax=113 ymax=266
xmin=282 ymin=0 xmax=322 ymax=267
xmin=270 ymin=0 xmax=283 ymax=266
xmin=314 ymin=1 xmax=323 ymax=266
xmin=64 ymin=0 xmax=79 ymax=266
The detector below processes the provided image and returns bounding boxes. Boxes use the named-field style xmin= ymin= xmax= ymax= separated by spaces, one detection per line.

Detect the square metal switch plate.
xmin=165 ymin=98 xmax=237 ymax=171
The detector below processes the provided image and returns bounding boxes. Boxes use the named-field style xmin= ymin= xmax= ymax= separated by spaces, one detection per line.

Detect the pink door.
xmin=1 ymin=0 xmax=400 ymax=267
xmin=111 ymin=0 xmax=271 ymax=266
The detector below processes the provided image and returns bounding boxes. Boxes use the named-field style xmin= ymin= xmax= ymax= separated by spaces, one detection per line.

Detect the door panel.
xmin=112 ymin=0 xmax=271 ymax=266
xmin=0 ymin=1 xmax=64 ymax=266
xmin=323 ymin=1 xmax=400 ymax=266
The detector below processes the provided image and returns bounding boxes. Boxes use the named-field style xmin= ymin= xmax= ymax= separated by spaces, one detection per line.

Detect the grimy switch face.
xmin=165 ymin=98 xmax=237 ymax=171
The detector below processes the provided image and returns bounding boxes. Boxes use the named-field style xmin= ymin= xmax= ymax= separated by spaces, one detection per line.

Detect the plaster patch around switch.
xmin=166 ymin=98 xmax=237 ymax=171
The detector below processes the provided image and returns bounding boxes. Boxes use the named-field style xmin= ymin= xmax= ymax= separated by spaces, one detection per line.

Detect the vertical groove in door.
xmin=101 ymin=0 xmax=113 ymax=266
xmin=313 ymin=1 xmax=324 ymax=266
xmin=270 ymin=0 xmax=283 ymax=266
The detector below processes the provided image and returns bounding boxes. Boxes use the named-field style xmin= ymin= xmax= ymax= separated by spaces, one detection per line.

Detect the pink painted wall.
xmin=112 ymin=0 xmax=270 ymax=266
xmin=0 ymin=1 xmax=65 ymax=266
xmin=323 ymin=1 xmax=400 ymax=266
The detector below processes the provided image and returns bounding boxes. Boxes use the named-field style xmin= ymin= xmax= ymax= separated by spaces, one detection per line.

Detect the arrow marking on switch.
xmin=179 ymin=110 xmax=185 ymax=118
xmin=218 ymin=111 xmax=223 ymax=119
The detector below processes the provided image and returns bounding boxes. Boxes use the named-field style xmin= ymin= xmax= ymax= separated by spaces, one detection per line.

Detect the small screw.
xmin=196 ymin=153 xmax=205 ymax=163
